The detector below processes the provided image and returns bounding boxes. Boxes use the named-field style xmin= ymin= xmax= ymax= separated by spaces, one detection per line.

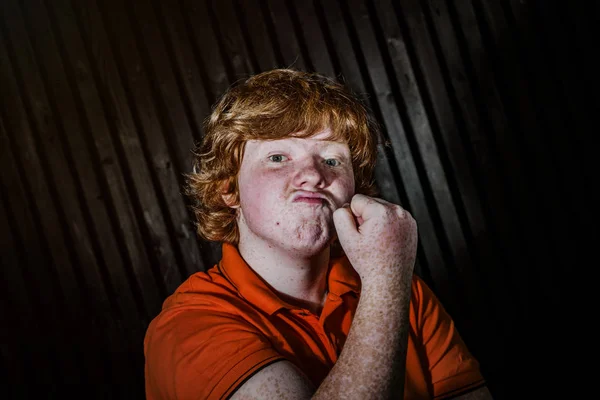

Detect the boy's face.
xmin=232 ymin=128 xmax=355 ymax=256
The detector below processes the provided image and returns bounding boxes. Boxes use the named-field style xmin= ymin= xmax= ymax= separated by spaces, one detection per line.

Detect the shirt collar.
xmin=219 ymin=243 xmax=361 ymax=315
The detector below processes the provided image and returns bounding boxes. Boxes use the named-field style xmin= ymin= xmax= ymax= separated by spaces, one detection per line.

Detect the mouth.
xmin=292 ymin=191 xmax=328 ymax=205
xmin=294 ymin=197 xmax=325 ymax=205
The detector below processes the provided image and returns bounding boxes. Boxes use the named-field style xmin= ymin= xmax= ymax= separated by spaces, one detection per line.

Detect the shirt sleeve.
xmin=144 ymin=306 xmax=285 ymax=400
xmin=412 ymin=276 xmax=486 ymax=399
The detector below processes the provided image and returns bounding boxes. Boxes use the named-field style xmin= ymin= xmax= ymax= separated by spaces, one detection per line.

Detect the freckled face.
xmin=235 ymin=129 xmax=355 ymax=257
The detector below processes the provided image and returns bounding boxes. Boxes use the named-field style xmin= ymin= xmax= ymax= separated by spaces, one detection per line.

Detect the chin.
xmin=281 ymin=234 xmax=332 ymax=258
xmin=287 ymin=244 xmax=329 ymax=258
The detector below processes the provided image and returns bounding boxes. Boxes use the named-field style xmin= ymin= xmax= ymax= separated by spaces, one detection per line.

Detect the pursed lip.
xmin=292 ymin=191 xmax=329 ymax=205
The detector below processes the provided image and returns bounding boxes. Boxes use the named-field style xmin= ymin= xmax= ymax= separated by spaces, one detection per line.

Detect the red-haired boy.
xmin=144 ymin=69 xmax=492 ymax=400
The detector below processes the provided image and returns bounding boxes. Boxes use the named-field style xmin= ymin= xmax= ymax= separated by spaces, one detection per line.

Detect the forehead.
xmin=245 ymin=129 xmax=349 ymax=153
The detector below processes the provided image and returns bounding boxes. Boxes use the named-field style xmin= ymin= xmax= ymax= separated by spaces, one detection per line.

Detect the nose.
xmin=292 ymin=157 xmax=327 ymax=189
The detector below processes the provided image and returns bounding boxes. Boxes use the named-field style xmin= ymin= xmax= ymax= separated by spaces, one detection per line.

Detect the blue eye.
xmin=268 ymin=154 xmax=287 ymax=162
xmin=325 ymin=158 xmax=340 ymax=167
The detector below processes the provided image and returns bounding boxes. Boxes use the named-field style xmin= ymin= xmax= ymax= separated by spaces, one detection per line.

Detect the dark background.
xmin=0 ymin=0 xmax=596 ymax=398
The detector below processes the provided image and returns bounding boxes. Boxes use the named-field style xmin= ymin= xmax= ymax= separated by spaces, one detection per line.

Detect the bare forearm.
xmin=313 ymin=272 xmax=413 ymax=399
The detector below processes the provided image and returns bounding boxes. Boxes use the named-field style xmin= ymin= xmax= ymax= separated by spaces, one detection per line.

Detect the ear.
xmin=222 ymin=193 xmax=240 ymax=209
xmin=220 ymin=179 xmax=240 ymax=209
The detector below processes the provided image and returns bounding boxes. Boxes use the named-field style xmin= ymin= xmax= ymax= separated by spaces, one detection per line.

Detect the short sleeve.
xmin=412 ymin=276 xmax=485 ymax=399
xmin=144 ymin=307 xmax=284 ymax=400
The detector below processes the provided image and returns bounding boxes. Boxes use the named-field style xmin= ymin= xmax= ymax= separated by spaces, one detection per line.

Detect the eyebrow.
xmin=258 ymin=139 xmax=347 ymax=151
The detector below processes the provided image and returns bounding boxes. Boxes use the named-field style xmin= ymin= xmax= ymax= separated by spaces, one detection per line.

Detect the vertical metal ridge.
xmin=231 ymin=0 xmax=262 ymax=75
xmin=0 ymin=116 xmax=40 ymax=384
xmin=362 ymin=0 xmax=455 ymax=307
xmin=443 ymin=0 xmax=514 ymax=267
xmin=151 ymin=0 xmax=204 ymax=146
xmin=120 ymin=0 xmax=187 ymax=300
xmin=529 ymin=1 xmax=594 ymax=206
xmin=21 ymin=0 xmax=121 ymax=382
xmin=52 ymin=0 xmax=142 ymax=332
xmin=75 ymin=0 xmax=162 ymax=323
xmin=412 ymin=0 xmax=490 ymax=319
xmin=2 ymin=0 xmax=76 ymax=322
xmin=336 ymin=0 xmax=406 ymax=206
xmin=41 ymin=0 xmax=118 ymax=326
xmin=289 ymin=0 xmax=336 ymax=77
xmin=420 ymin=0 xmax=480 ymax=243
xmin=503 ymin=0 xmax=589 ymax=307
xmin=178 ymin=0 xmax=240 ymax=266
xmin=157 ymin=0 xmax=213 ymax=145
xmin=71 ymin=1 xmax=165 ymax=392
xmin=0 ymin=11 xmax=69 ymax=383
xmin=476 ymin=0 xmax=556 ymax=241
xmin=145 ymin=0 xmax=215 ymax=273
xmin=312 ymin=0 xmax=343 ymax=78
xmin=471 ymin=0 xmax=559 ymax=321
xmin=97 ymin=2 xmax=172 ymax=304
xmin=284 ymin=0 xmax=316 ymax=72
xmin=232 ymin=0 xmax=279 ymax=72
xmin=18 ymin=0 xmax=145 ymax=382
xmin=421 ymin=0 xmax=510 ymax=327
xmin=119 ymin=0 xmax=206 ymax=287
xmin=441 ymin=3 xmax=527 ymax=365
xmin=420 ymin=0 xmax=488 ymax=271
xmin=154 ymin=0 xmax=228 ymax=272
xmin=388 ymin=0 xmax=470 ymax=289
xmin=180 ymin=0 xmax=231 ymax=103
xmin=265 ymin=0 xmax=307 ymax=70
xmin=447 ymin=2 xmax=530 ymax=300
xmin=60 ymin=0 xmax=157 ymax=387
xmin=177 ymin=0 xmax=218 ymax=106
xmin=495 ymin=0 xmax=572 ymax=284
xmin=505 ymin=0 xmax=578 ymax=215
xmin=206 ymin=0 xmax=238 ymax=82
xmin=317 ymin=0 xmax=431 ymax=281
xmin=210 ymin=0 xmax=256 ymax=80
xmin=343 ymin=0 xmax=445 ymax=297
xmin=17 ymin=0 xmax=91 ymax=325
xmin=258 ymin=0 xmax=286 ymax=68
xmin=149 ymin=0 xmax=216 ymax=276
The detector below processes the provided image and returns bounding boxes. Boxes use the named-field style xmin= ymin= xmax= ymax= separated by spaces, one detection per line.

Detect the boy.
xmin=143 ymin=69 xmax=492 ymax=399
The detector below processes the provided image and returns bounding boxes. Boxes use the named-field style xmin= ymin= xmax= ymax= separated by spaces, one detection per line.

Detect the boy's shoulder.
xmin=159 ymin=264 xmax=243 ymax=313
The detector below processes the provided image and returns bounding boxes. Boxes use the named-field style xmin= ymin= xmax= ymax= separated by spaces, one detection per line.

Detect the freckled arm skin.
xmin=231 ymin=194 xmax=418 ymax=400
xmin=312 ymin=261 xmax=414 ymax=399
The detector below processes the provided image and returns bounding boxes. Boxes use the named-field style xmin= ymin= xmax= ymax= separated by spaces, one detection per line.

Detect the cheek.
xmin=239 ymin=168 xmax=286 ymax=211
xmin=345 ymin=176 xmax=356 ymax=194
xmin=335 ymin=173 xmax=355 ymax=199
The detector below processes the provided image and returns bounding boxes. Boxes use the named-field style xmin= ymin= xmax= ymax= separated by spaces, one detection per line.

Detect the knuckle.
xmin=409 ymin=216 xmax=418 ymax=230
xmin=392 ymin=204 xmax=405 ymax=216
xmin=382 ymin=206 xmax=396 ymax=219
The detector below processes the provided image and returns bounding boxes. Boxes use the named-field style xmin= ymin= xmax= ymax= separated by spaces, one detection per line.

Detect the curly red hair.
xmin=184 ymin=69 xmax=381 ymax=244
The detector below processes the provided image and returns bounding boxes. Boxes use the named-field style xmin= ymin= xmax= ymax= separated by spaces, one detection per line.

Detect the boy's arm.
xmin=232 ymin=194 xmax=417 ymax=399
xmin=231 ymin=278 xmax=413 ymax=399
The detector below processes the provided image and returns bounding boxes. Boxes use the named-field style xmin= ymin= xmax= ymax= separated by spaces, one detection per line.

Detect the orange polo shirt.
xmin=144 ymin=243 xmax=485 ymax=399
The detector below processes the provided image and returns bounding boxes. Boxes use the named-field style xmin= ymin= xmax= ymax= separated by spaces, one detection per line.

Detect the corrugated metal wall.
xmin=1 ymin=0 xmax=594 ymax=398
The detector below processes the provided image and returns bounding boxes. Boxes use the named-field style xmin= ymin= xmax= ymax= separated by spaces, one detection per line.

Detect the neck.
xmin=238 ymin=235 xmax=330 ymax=315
